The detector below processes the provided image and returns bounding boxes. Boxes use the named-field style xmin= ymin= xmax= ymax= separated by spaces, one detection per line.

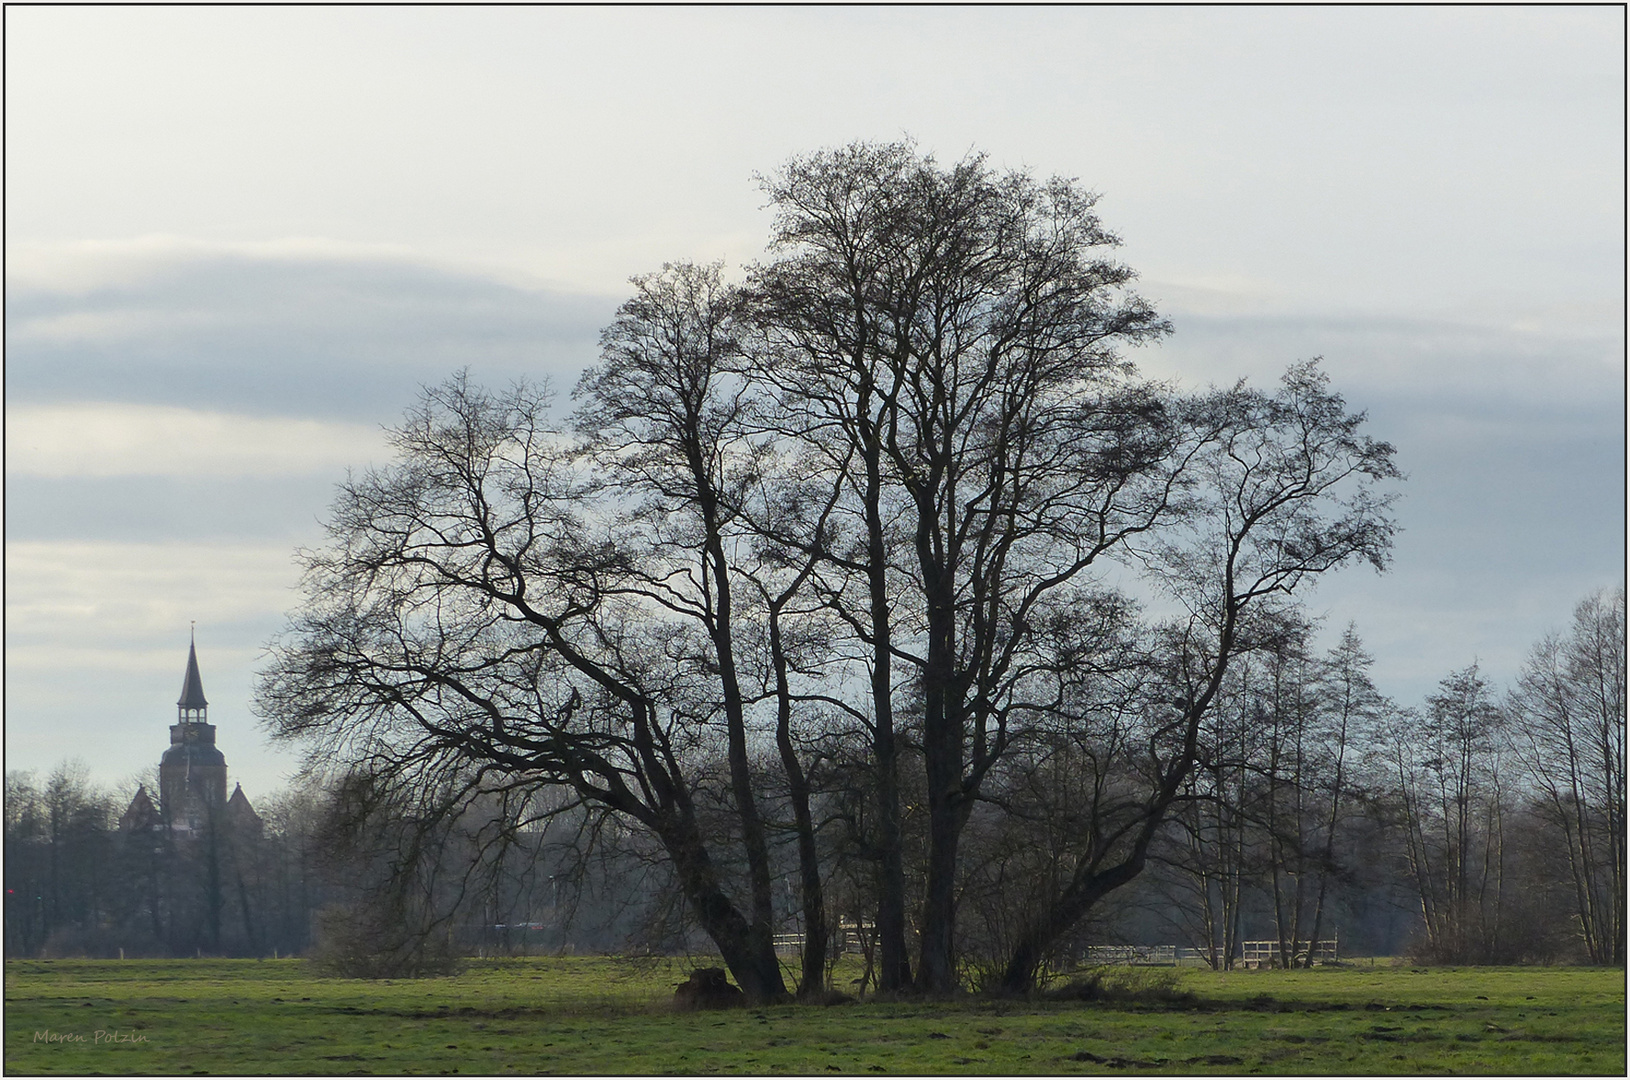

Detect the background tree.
xmin=1159 ymin=655 xmax=1258 ymax=970
xmin=1256 ymin=613 xmax=1320 ymax=968
xmin=1386 ymin=664 xmax=1513 ymax=962
xmin=1302 ymin=623 xmax=1387 ymax=962
xmin=1149 ymin=620 xmax=1386 ymax=969
xmin=1508 ymin=586 xmax=1626 ymax=964
xmin=2 ymin=763 xmax=117 ymax=957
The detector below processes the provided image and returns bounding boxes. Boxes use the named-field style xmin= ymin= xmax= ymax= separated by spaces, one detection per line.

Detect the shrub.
xmin=1042 ymin=965 xmax=1194 ymax=1006
xmin=307 ymin=902 xmax=465 ymax=978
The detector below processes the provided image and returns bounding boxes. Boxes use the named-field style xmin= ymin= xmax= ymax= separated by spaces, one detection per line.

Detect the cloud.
xmin=5 ymin=474 xmax=344 ymax=545
xmin=6 ymin=236 xmax=434 ymax=293
xmin=1141 ymin=307 xmax=1623 ymax=414
xmin=7 ymin=402 xmax=390 ymax=478
xmin=5 ymin=540 xmax=303 ymax=641
xmin=6 ymin=245 xmax=618 ymax=421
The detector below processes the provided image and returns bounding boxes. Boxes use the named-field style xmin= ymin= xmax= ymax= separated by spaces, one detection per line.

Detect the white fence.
xmin=1080 ymin=939 xmax=1338 ymax=968
xmin=1240 ymin=938 xmax=1338 ymax=968
xmin=773 ymin=925 xmax=876 ymax=957
xmin=770 ymin=933 xmax=1338 ymax=966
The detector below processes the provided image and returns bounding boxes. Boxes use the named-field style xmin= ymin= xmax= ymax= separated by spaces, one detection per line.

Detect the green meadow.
xmin=5 ymin=956 xmax=1623 ymax=1075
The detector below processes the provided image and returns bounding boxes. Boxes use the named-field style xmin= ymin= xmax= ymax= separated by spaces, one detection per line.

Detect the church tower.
xmin=158 ymin=632 xmax=230 ymax=833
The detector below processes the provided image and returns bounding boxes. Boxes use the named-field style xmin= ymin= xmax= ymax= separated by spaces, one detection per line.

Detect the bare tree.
xmin=1163 ymin=657 xmax=1257 ymax=970
xmin=1387 ymin=664 xmax=1511 ymax=961
xmin=1508 ymin=587 xmax=1626 ymax=964
xmin=1302 ymin=623 xmax=1387 ymax=963
xmin=748 ymin=140 xmax=1177 ymax=993
xmin=1256 ymin=614 xmax=1320 ymax=968
xmin=257 ymin=376 xmax=790 ymax=1000
xmin=576 ymin=259 xmax=851 ymax=997
xmin=994 ymin=364 xmax=1399 ymax=991
xmin=255 ymin=144 xmax=1401 ymax=997
xmin=1152 ymin=620 xmax=1384 ymax=969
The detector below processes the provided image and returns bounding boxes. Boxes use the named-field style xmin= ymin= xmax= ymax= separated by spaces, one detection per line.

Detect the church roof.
xmin=227 ymin=782 xmax=263 ymax=834
xmin=227 ymin=782 xmax=259 ymax=816
xmin=119 ymin=784 xmax=162 ymax=832
xmin=178 ymin=637 xmax=209 ymax=711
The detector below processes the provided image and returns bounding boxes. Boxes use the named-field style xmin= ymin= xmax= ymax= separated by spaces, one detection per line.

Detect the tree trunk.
xmin=998 ymin=858 xmax=1143 ymax=993
xmin=622 ymin=693 xmax=787 ymax=1004
xmin=770 ymin=604 xmax=829 ymax=998
xmin=863 ymin=426 xmax=912 ymax=993
xmin=660 ymin=811 xmax=788 ymax=1003
xmin=916 ymin=577 xmax=964 ymax=994
xmin=691 ymin=455 xmax=780 ymax=983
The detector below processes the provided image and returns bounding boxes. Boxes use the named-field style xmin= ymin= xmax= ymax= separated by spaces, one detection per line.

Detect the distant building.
xmin=122 ymin=634 xmax=260 ymax=838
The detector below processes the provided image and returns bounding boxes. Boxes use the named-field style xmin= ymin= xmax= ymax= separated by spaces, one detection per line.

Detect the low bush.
xmin=307 ymin=902 xmax=465 ymax=978
xmin=1042 ymin=965 xmax=1195 ymax=1005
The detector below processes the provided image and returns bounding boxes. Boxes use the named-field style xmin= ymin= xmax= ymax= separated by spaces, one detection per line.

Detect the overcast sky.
xmin=6 ymin=6 xmax=1624 ymax=802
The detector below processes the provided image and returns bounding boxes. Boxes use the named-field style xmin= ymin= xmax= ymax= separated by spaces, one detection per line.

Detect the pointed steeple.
xmin=178 ymin=628 xmax=208 ymax=722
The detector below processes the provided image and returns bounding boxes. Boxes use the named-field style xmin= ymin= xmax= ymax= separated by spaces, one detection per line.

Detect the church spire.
xmin=177 ymin=628 xmax=208 ymax=722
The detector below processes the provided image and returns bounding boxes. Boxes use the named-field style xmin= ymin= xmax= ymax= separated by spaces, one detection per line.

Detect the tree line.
xmin=2 ymin=766 xmax=680 ymax=967
xmin=4 ymin=769 xmax=318 ymax=960
xmin=1140 ymin=591 xmax=1624 ymax=972
xmin=6 ymin=589 xmax=1621 ymax=977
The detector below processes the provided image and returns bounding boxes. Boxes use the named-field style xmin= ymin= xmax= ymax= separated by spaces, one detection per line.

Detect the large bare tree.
xmin=257 ymin=142 xmax=1400 ymax=998
xmin=748 ymin=140 xmax=1179 ymax=993
xmin=257 ymin=375 xmax=792 ymax=1000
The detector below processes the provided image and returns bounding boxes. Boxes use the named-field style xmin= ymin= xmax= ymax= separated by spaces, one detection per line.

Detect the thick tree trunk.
xmin=863 ymin=427 xmax=912 ymax=993
xmin=916 ymin=596 xmax=965 ymax=994
xmin=620 ymin=692 xmax=787 ymax=1004
xmin=919 ymin=677 xmax=964 ymax=996
xmin=872 ymin=688 xmax=911 ymax=992
xmin=770 ymin=605 xmax=829 ymax=998
xmin=792 ymin=819 xmax=829 ymax=999
xmin=998 ymin=858 xmax=1142 ymax=994
xmin=708 ymin=566 xmax=778 ymax=973
xmin=914 ymin=503 xmax=966 ymax=995
xmin=916 ymin=780 xmax=961 ymax=993
xmin=694 ymin=459 xmax=779 ymax=981
xmin=661 ymin=812 xmax=788 ymax=1003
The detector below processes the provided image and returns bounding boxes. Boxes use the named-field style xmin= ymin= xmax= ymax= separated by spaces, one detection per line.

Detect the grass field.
xmin=4 ymin=955 xmax=1624 ymax=1075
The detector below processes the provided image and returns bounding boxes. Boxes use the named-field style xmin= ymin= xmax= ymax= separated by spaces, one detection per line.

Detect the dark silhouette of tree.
xmin=747 ymin=140 xmax=1178 ymax=993
xmin=254 ymin=141 xmax=1402 ymax=996
xmin=1508 ymin=586 xmax=1626 ymax=964
xmin=1386 ymin=663 xmax=1511 ymax=962
xmin=257 ymin=373 xmax=804 ymax=1000
xmin=994 ymin=365 xmax=1399 ymax=991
